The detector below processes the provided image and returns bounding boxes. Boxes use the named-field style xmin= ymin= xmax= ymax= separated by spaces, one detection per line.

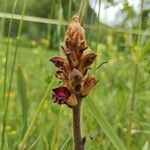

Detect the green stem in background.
xmin=1 ymin=0 xmax=27 ymax=149
xmin=127 ymin=0 xmax=144 ymax=149
xmin=68 ymin=0 xmax=72 ymax=21
xmin=87 ymin=0 xmax=97 ymax=43
xmin=72 ymin=101 xmax=84 ymax=150
xmin=127 ymin=64 xmax=138 ymax=149
xmin=137 ymin=0 xmax=144 ymax=46
xmin=0 ymin=0 xmax=8 ymax=37
xmin=47 ymin=0 xmax=55 ymax=47
xmin=2 ymin=0 xmax=18 ymax=124
xmin=60 ymin=136 xmax=71 ymax=150
xmin=86 ymin=97 xmax=126 ymax=150
xmin=19 ymin=77 xmax=55 ymax=150
xmin=94 ymin=0 xmax=101 ymax=73
xmin=51 ymin=107 xmax=62 ymax=150
xmin=78 ymin=0 xmax=88 ymax=24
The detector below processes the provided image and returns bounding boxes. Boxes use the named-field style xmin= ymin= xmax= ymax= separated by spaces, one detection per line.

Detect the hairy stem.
xmin=72 ymin=101 xmax=84 ymax=150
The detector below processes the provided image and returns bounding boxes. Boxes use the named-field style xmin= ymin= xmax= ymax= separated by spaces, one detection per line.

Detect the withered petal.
xmin=81 ymin=75 xmax=97 ymax=96
xmin=64 ymin=15 xmax=86 ymax=55
xmin=68 ymin=51 xmax=79 ymax=67
xmin=78 ymin=53 xmax=97 ymax=75
xmin=49 ymin=56 xmax=65 ymax=67
xmin=81 ymin=53 xmax=97 ymax=67
xmin=67 ymin=93 xmax=78 ymax=106
xmin=79 ymin=46 xmax=88 ymax=52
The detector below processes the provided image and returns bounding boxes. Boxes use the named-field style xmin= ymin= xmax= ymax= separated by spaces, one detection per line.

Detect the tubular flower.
xmin=52 ymin=87 xmax=71 ymax=104
xmin=50 ymin=15 xmax=97 ymax=107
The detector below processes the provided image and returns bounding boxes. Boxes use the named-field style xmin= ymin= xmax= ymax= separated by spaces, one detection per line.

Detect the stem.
xmin=72 ymin=101 xmax=84 ymax=150
xmin=127 ymin=0 xmax=144 ymax=149
xmin=127 ymin=64 xmax=138 ymax=150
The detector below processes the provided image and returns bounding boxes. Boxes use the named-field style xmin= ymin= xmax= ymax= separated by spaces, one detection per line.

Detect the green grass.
xmin=0 ymin=40 xmax=150 ymax=149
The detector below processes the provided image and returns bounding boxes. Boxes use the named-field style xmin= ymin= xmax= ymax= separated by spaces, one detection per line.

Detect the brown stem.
xmin=72 ymin=101 xmax=85 ymax=150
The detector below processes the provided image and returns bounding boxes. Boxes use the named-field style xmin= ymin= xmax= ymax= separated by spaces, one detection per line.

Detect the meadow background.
xmin=0 ymin=0 xmax=150 ymax=149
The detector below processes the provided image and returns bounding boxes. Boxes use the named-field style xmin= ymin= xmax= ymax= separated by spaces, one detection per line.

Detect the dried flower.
xmin=49 ymin=15 xmax=97 ymax=107
xmin=49 ymin=57 xmax=65 ymax=67
xmin=81 ymin=75 xmax=98 ymax=97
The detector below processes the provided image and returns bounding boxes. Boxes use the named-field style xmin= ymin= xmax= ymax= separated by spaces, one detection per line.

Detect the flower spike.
xmin=49 ymin=15 xmax=98 ymax=107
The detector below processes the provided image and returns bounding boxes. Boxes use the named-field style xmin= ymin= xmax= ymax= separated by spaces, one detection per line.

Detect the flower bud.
xmin=64 ymin=15 xmax=86 ymax=54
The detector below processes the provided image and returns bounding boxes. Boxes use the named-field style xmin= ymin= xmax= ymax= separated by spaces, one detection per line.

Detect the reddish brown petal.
xmin=78 ymin=53 xmax=97 ymax=75
xmin=52 ymin=87 xmax=71 ymax=104
xmin=80 ymin=53 xmax=97 ymax=67
xmin=49 ymin=56 xmax=65 ymax=67
xmin=81 ymin=75 xmax=98 ymax=96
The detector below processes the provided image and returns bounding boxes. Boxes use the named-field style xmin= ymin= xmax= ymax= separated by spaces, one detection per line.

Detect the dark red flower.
xmin=52 ymin=87 xmax=71 ymax=104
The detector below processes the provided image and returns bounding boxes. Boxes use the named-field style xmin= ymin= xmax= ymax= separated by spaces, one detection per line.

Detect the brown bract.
xmin=50 ymin=15 xmax=97 ymax=107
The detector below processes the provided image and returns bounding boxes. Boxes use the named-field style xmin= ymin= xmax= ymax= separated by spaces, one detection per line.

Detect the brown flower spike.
xmin=49 ymin=15 xmax=98 ymax=150
xmin=50 ymin=15 xmax=97 ymax=107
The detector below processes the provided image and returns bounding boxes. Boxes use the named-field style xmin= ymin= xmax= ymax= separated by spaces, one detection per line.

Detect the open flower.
xmin=52 ymin=87 xmax=71 ymax=104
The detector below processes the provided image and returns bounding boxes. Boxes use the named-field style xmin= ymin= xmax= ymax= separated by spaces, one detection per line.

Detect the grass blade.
xmin=51 ymin=107 xmax=62 ymax=150
xmin=0 ymin=12 xmax=68 ymax=26
xmin=19 ymin=76 xmax=55 ymax=150
xmin=60 ymin=136 xmax=71 ymax=150
xmin=86 ymin=97 xmax=126 ymax=150
xmin=141 ymin=40 xmax=150 ymax=58
xmin=1 ymin=0 xmax=27 ymax=149
xmin=128 ymin=1 xmax=144 ymax=149
xmin=16 ymin=65 xmax=28 ymax=137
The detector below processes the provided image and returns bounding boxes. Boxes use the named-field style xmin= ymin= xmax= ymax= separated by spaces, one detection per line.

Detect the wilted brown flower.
xmin=50 ymin=15 xmax=97 ymax=107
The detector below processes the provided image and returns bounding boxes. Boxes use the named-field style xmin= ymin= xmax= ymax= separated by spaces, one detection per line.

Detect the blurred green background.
xmin=0 ymin=0 xmax=150 ymax=149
